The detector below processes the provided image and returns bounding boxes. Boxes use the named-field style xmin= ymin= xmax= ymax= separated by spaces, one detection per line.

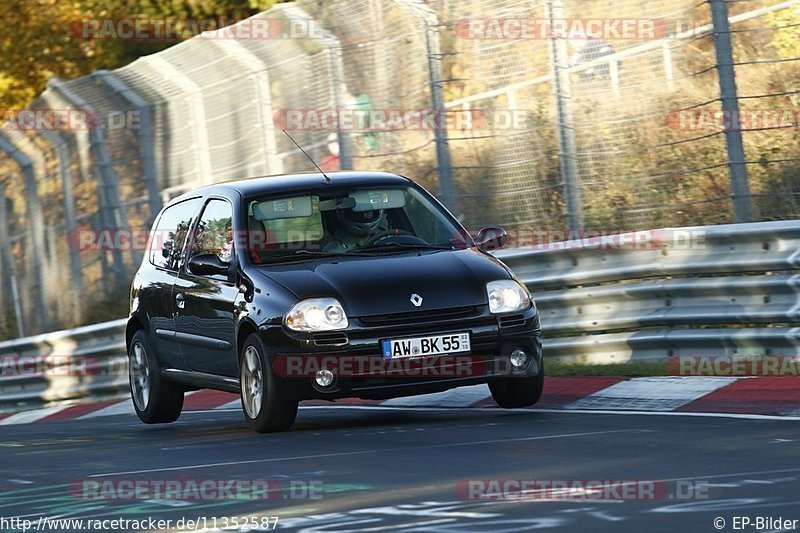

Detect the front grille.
xmin=313 ymin=332 xmax=349 ymax=347
xmin=498 ymin=314 xmax=526 ymax=329
xmin=359 ymin=306 xmax=477 ymax=327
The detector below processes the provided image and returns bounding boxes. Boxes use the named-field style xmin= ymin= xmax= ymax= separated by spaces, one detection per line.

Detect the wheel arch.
xmin=126 ymin=314 xmax=149 ymax=353
xmin=236 ymin=319 xmax=259 ymax=363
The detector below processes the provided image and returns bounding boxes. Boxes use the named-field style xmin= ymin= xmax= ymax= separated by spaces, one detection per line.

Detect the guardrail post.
xmin=93 ymin=70 xmax=162 ymax=224
xmin=789 ymin=248 xmax=800 ymax=355
xmin=48 ymin=77 xmax=130 ymax=282
xmin=547 ymin=0 xmax=584 ymax=232
xmin=710 ymin=0 xmax=753 ymax=223
xmin=0 ymin=134 xmax=51 ymax=333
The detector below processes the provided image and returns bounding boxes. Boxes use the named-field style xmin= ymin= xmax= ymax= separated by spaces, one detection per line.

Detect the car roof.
xmin=169 ymin=171 xmax=413 ymax=204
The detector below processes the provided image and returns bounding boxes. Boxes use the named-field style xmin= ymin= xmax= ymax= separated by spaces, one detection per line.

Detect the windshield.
xmin=244 ymin=184 xmax=470 ymax=264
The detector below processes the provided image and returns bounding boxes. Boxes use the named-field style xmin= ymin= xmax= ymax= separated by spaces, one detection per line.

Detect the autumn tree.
xmin=0 ymin=0 xmax=284 ymax=110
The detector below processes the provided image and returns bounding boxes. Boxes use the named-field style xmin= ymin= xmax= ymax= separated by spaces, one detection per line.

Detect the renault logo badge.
xmin=410 ymin=293 xmax=423 ymax=307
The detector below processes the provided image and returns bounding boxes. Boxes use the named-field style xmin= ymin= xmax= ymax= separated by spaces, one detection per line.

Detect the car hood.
xmin=253 ymin=248 xmax=511 ymax=316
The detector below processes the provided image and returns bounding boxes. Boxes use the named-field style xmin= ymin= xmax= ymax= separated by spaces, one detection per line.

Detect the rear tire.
xmin=489 ymin=364 xmax=544 ymax=409
xmin=129 ymin=330 xmax=184 ymax=424
xmin=240 ymin=333 xmax=298 ymax=433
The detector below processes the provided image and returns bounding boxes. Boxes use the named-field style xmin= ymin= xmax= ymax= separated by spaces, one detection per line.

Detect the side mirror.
xmin=475 ymin=227 xmax=508 ymax=251
xmin=188 ymin=253 xmax=230 ymax=276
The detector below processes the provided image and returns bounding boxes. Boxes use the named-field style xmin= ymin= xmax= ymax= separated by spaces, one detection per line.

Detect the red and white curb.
xmin=2 ymin=376 xmax=800 ymax=426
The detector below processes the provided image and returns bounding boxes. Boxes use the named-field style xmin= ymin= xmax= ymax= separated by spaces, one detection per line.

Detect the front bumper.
xmin=258 ymin=304 xmax=542 ymax=400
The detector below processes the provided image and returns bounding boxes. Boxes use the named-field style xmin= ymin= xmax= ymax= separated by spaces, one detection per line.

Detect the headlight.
xmin=285 ymin=298 xmax=349 ymax=332
xmin=486 ymin=280 xmax=531 ymax=314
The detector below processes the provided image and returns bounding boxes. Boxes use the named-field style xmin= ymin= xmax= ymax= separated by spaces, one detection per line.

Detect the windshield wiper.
xmin=262 ymin=250 xmax=349 ymax=263
xmin=361 ymin=242 xmax=454 ymax=252
xmin=264 ymin=249 xmax=383 ymax=261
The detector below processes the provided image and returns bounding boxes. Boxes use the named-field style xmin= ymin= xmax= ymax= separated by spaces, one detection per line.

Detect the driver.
xmin=324 ymin=207 xmax=386 ymax=252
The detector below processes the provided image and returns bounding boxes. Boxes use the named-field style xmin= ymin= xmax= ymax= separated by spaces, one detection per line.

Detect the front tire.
xmin=489 ymin=364 xmax=545 ymax=409
xmin=129 ymin=330 xmax=184 ymax=424
xmin=240 ymin=333 xmax=298 ymax=433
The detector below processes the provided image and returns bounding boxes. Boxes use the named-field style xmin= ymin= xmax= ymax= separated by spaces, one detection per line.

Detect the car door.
xmin=173 ymin=197 xmax=239 ymax=377
xmin=143 ymin=196 xmax=202 ymax=370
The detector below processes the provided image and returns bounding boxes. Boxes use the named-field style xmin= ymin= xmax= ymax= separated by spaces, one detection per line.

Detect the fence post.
xmin=9 ymin=275 xmax=24 ymax=338
xmin=93 ymin=70 xmax=162 ymax=224
xmin=394 ymin=0 xmax=458 ymax=214
xmin=39 ymin=130 xmax=83 ymax=295
xmin=277 ymin=5 xmax=354 ymax=171
xmin=662 ymin=43 xmax=675 ymax=91
xmin=211 ymin=38 xmax=283 ymax=176
xmin=327 ymin=49 xmax=355 ymax=171
xmin=547 ymin=0 xmax=584 ymax=232
xmin=710 ymin=0 xmax=753 ymax=223
xmin=40 ymin=89 xmax=111 ymax=277
xmin=147 ymin=56 xmax=214 ymax=186
xmin=0 ymin=134 xmax=51 ymax=333
xmin=0 ymin=182 xmax=24 ymax=337
xmin=48 ymin=77 xmax=130 ymax=282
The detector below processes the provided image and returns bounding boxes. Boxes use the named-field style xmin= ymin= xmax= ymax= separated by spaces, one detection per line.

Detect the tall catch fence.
xmin=0 ymin=0 xmax=798 ymax=337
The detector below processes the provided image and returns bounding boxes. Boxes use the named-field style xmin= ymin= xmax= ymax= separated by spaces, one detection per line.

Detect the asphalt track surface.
xmin=1 ymin=405 xmax=799 ymax=532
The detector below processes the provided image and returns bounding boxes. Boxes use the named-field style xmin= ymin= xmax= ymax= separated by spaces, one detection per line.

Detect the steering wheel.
xmin=364 ymin=228 xmax=424 ymax=247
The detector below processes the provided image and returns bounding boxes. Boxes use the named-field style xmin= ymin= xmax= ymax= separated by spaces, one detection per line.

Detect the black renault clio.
xmin=127 ymin=171 xmax=542 ymax=432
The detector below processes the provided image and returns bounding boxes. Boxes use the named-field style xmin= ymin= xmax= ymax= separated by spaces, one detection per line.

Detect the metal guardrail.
xmin=0 ymin=319 xmax=127 ymax=408
xmin=1 ymin=220 xmax=798 ymax=409
xmin=496 ymin=220 xmax=800 ymax=363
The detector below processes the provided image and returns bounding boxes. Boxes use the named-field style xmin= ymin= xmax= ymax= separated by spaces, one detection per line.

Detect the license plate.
xmin=381 ymin=332 xmax=471 ymax=359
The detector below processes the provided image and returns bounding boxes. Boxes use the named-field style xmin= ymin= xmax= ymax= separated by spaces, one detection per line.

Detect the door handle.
xmin=175 ymin=292 xmax=185 ymax=309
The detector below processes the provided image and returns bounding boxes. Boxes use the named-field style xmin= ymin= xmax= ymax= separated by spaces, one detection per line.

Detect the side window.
xmin=150 ymin=198 xmax=201 ymax=270
xmin=191 ymin=199 xmax=234 ymax=263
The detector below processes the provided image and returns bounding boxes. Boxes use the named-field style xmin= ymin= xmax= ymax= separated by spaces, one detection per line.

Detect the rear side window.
xmin=149 ymin=198 xmax=202 ymax=270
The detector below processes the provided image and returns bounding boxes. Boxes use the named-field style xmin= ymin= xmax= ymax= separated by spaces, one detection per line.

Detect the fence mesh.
xmin=0 ymin=0 xmax=798 ymax=337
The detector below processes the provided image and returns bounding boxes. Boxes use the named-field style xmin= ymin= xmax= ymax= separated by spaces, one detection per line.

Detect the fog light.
xmin=510 ymin=348 xmax=528 ymax=368
xmin=315 ymin=369 xmax=335 ymax=388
